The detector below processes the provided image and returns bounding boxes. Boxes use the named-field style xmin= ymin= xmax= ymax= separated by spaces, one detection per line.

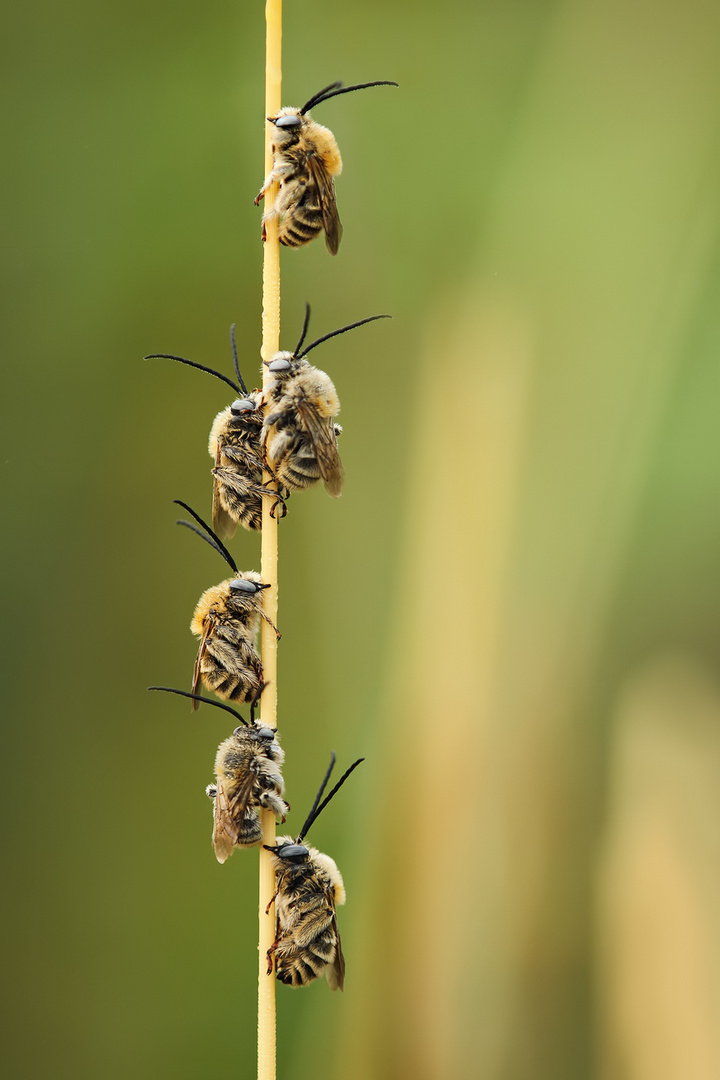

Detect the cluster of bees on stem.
xmin=146 ymin=77 xmax=396 ymax=990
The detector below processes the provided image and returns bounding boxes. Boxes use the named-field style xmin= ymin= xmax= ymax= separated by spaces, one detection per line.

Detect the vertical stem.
xmin=258 ymin=2 xmax=281 ymax=1080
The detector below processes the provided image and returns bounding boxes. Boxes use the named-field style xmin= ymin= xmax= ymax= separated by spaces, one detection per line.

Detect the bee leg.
xmin=261 ymin=219 xmax=267 ymax=243
xmin=266 ymin=915 xmax=282 ymax=974
xmin=253 ymin=176 xmax=269 ymax=205
xmin=265 ymin=890 xmax=280 ymax=917
xmin=259 ymin=608 xmax=281 ymax=641
xmin=269 ymin=493 xmax=288 ymax=521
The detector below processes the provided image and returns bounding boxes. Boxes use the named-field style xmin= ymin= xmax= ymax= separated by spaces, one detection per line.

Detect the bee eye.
xmin=256 ymin=727 xmax=276 ymax=740
xmin=274 ymin=114 xmax=302 ymax=129
xmin=229 ymin=579 xmax=260 ymax=594
xmin=268 ymin=358 xmax=292 ymax=372
xmin=230 ymin=398 xmax=254 ymax=415
xmin=277 ymin=843 xmax=309 ymax=862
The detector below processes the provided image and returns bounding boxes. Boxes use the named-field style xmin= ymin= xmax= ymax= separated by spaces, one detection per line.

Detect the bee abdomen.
xmin=236 ymin=808 xmax=262 ymax=846
xmin=276 ymin=937 xmax=336 ymax=987
xmin=199 ymin=644 xmax=263 ymax=704
xmin=278 ymin=217 xmax=323 ymax=248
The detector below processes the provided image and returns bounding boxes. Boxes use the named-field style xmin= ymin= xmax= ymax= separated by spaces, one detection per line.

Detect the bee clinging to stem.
xmin=174 ymin=500 xmax=280 ymax=709
xmin=255 ymin=79 xmax=398 ymax=254
xmin=262 ymin=306 xmax=391 ymax=498
xmin=264 ymin=753 xmax=364 ymax=991
xmin=147 ymin=686 xmax=289 ymax=862
xmin=145 ymin=326 xmax=287 ymax=540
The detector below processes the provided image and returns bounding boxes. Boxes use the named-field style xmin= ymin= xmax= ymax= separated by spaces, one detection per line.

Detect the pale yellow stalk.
xmin=257 ymin=1 xmax=281 ymax=1079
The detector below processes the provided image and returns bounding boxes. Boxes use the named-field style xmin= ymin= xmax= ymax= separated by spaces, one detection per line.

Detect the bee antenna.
xmin=297 ymin=756 xmax=365 ymax=841
xmin=299 ymin=81 xmax=343 ymax=114
xmin=300 ymin=80 xmax=398 ymax=115
xmin=147 ymin=686 xmax=249 ymax=725
xmin=229 ymin=324 xmax=249 ymax=396
xmin=144 ymin=353 xmax=243 ymax=397
xmin=301 ymin=314 xmax=392 ymax=358
xmin=293 ymin=303 xmax=312 ymax=357
xmin=296 ymin=752 xmax=336 ymax=840
xmin=173 ymin=499 xmax=238 ymax=574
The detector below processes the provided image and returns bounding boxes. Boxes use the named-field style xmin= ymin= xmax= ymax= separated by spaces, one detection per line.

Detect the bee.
xmin=255 ymin=79 xmax=398 ymax=254
xmin=262 ymin=306 xmax=390 ymax=498
xmin=264 ymin=753 xmax=364 ymax=991
xmin=174 ymin=500 xmax=280 ymax=708
xmin=145 ymin=326 xmax=286 ymax=539
xmin=147 ymin=686 xmax=289 ymax=862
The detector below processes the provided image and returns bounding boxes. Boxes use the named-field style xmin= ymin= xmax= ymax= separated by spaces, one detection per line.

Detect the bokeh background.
xmin=3 ymin=0 xmax=720 ymax=1077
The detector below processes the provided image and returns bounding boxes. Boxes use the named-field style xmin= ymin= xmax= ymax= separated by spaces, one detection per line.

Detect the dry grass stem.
xmin=258 ymin=0 xmax=282 ymax=1077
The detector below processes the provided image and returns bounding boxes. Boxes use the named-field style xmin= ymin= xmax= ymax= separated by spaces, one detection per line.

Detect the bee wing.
xmin=327 ymin=908 xmax=346 ymax=992
xmin=308 ymin=154 xmax=342 ymax=255
xmin=295 ymin=402 xmax=344 ymax=498
xmin=213 ymin=447 xmax=237 ymax=541
xmin=191 ymin=615 xmax=215 ymax=707
xmin=211 ymin=773 xmax=254 ymax=863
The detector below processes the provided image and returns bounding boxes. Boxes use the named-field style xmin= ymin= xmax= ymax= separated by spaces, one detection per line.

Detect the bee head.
xmin=265 ymin=350 xmax=297 ymax=375
xmin=254 ymin=725 xmax=277 ymax=742
xmin=229 ymin=577 xmax=268 ymax=595
xmin=268 ymin=108 xmax=304 ymax=147
xmin=230 ymin=397 xmax=256 ymax=417
xmin=265 ymin=841 xmax=309 ymax=863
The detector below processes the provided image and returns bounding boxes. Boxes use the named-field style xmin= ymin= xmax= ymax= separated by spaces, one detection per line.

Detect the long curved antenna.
xmin=301 ymin=314 xmax=391 ymax=358
xmin=300 ymin=80 xmax=398 ymax=115
xmin=229 ymin=324 xmax=249 ymax=395
xmin=296 ymin=753 xmax=336 ymax=841
xmin=173 ymin=499 xmax=238 ymax=573
xmin=293 ymin=303 xmax=312 ymax=357
xmin=144 ymin=353 xmax=242 ymax=396
xmin=147 ymin=686 xmax=249 ymax=725
xmin=298 ymin=81 xmax=342 ymax=114
xmin=298 ymin=758 xmax=364 ymax=840
xmin=298 ymin=756 xmax=365 ymax=841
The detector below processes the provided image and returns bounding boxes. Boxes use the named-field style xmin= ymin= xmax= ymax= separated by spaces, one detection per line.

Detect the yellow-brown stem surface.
xmin=258 ymin=1 xmax=281 ymax=1079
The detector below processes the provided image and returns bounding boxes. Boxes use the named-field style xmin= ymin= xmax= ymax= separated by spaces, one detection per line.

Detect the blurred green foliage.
xmin=2 ymin=0 xmax=720 ymax=1077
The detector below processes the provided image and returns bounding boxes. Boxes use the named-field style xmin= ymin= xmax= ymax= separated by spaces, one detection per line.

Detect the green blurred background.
xmin=3 ymin=0 xmax=720 ymax=1077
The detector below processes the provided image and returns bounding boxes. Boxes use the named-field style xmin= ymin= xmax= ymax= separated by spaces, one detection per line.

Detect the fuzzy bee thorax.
xmin=190 ymin=572 xmax=264 ymax=636
xmin=302 ymin=119 xmax=343 ymax=175
xmin=273 ymin=840 xmax=346 ymax=906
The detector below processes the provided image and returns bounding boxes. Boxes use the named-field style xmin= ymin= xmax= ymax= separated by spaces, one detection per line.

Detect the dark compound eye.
xmin=268 ymin=357 xmax=292 ymax=372
xmin=277 ymin=844 xmax=309 ymax=862
xmin=256 ymin=727 xmax=276 ymax=741
xmin=230 ymin=398 xmax=255 ymax=415
xmin=274 ymin=114 xmax=302 ymax=129
xmin=229 ymin=579 xmax=260 ymax=594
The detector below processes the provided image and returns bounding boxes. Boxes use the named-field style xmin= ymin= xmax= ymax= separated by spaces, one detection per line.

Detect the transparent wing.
xmin=211 ymin=773 xmax=252 ymax=863
xmin=191 ymin=615 xmax=215 ymax=706
xmin=212 ymin=445 xmax=237 ymax=540
xmin=308 ymin=154 xmax=342 ymax=255
xmin=295 ymin=401 xmax=344 ymax=497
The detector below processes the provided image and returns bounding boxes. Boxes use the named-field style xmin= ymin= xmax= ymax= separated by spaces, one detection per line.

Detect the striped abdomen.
xmin=276 ymin=177 xmax=324 ymax=249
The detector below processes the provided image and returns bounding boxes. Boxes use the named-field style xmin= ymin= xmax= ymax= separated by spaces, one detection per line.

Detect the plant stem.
xmin=258 ymin=1 xmax=281 ymax=1079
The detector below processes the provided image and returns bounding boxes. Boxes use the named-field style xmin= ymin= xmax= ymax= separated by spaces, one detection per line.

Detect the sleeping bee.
xmin=265 ymin=753 xmax=364 ymax=991
xmin=255 ymin=79 xmax=398 ymax=254
xmin=262 ymin=306 xmax=390 ymax=498
xmin=174 ymin=500 xmax=280 ymax=708
xmin=145 ymin=326 xmax=286 ymax=539
xmin=146 ymin=686 xmax=289 ymax=862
